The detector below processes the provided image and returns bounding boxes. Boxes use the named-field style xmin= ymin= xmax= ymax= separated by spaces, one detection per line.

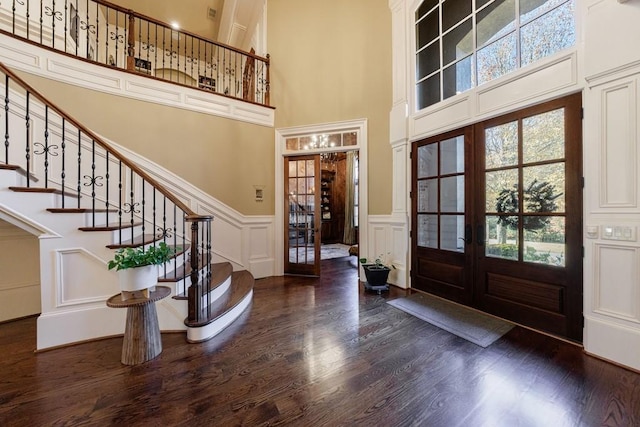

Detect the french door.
xmin=284 ymin=155 xmax=321 ymax=276
xmin=412 ymin=93 xmax=583 ymax=341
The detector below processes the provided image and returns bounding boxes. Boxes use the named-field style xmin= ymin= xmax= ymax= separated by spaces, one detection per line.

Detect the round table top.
xmin=106 ymin=286 xmax=171 ymax=308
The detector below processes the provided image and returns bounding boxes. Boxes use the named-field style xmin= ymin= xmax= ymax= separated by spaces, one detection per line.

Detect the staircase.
xmin=0 ymin=62 xmax=254 ymax=349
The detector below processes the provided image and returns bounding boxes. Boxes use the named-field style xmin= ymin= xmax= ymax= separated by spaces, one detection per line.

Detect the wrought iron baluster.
xmin=190 ymin=37 xmax=194 ymax=82
xmin=129 ymin=168 xmax=134 ymax=242
xmin=12 ymin=0 xmax=17 ymax=34
xmin=114 ymin=10 xmax=118 ymax=65
xmin=118 ymin=160 xmax=122 ymax=244
xmin=64 ymin=0 xmax=67 ymax=52
xmin=43 ymin=106 xmax=49 ymax=186
xmin=61 ymin=118 xmax=66 ymax=206
xmin=107 ymin=11 xmax=125 ymax=66
xmin=105 ymin=8 xmax=109 ymax=64
xmin=4 ymin=74 xmax=9 ymax=164
xmin=105 ymin=151 xmax=109 ymax=227
xmin=152 ymin=186 xmax=156 ymax=255
xmin=39 ymin=0 xmax=43 ymax=44
xmin=218 ymin=48 xmax=222 ymax=95
xmin=76 ymin=129 xmax=81 ymax=207
xmin=138 ymin=15 xmax=141 ymax=65
xmin=25 ymin=92 xmax=30 ymax=187
xmin=84 ymin=0 xmax=89 ymax=59
xmin=161 ymin=26 xmax=165 ymax=71
xmin=43 ymin=0 xmax=64 ymax=48
xmin=169 ymin=29 xmax=173 ymax=80
xmin=182 ymin=33 xmax=187 ymax=82
xmin=206 ymin=220 xmax=211 ymax=294
xmin=141 ymin=178 xmax=146 ymax=246
xmin=74 ymin=0 xmax=78 ymax=56
xmin=174 ymin=204 xmax=177 ymax=281
xmin=153 ymin=23 xmax=158 ymax=72
xmin=90 ymin=139 xmax=96 ymax=226
xmin=94 ymin=2 xmax=99 ymax=62
xmin=180 ymin=210 xmax=186 ymax=293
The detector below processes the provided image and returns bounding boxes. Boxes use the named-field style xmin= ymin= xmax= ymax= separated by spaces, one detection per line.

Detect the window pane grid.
xmin=417 ymin=138 xmax=465 ymax=251
xmin=415 ymin=0 xmax=575 ymax=110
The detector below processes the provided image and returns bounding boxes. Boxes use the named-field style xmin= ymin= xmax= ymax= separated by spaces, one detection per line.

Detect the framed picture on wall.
xmin=198 ymin=75 xmax=216 ymax=91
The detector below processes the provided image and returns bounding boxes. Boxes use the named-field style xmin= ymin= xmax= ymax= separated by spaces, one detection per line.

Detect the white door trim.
xmin=274 ymin=118 xmax=368 ymax=275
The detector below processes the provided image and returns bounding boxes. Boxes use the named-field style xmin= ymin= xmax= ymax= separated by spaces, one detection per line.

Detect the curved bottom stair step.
xmin=166 ymin=262 xmax=233 ymax=299
xmin=185 ymin=270 xmax=254 ymax=343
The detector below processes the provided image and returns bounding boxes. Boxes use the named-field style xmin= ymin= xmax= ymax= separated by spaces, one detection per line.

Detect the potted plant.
xmin=108 ymin=242 xmax=176 ymax=299
xmin=359 ymin=254 xmax=395 ymax=288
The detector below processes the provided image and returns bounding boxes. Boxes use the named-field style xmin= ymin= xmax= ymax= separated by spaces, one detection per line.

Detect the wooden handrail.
xmin=1 ymin=0 xmax=271 ymax=107
xmin=94 ymin=0 xmax=270 ymax=63
xmin=0 ymin=61 xmax=202 ymax=218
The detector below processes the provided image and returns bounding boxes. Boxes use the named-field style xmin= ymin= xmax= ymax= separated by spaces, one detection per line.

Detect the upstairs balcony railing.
xmin=1 ymin=61 xmax=214 ymax=325
xmin=0 ymin=0 xmax=270 ymax=106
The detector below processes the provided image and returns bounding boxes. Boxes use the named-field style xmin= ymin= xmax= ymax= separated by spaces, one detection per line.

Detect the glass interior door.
xmin=285 ymin=155 xmax=321 ymax=276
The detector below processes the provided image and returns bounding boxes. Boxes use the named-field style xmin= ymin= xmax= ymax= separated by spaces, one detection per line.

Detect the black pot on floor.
xmin=362 ymin=264 xmax=390 ymax=286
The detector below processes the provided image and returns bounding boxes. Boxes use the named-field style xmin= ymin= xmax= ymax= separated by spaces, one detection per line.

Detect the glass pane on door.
xmin=416 ymin=136 xmax=465 ymax=253
xmin=484 ymin=107 xmax=567 ymax=264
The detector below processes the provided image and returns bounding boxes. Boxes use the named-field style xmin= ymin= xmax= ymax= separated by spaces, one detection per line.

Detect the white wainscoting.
xmin=367 ymin=214 xmax=409 ymax=289
xmin=583 ymin=49 xmax=640 ymax=369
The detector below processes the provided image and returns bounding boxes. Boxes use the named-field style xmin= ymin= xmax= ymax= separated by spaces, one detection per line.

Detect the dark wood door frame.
xmin=411 ymin=93 xmax=583 ymax=342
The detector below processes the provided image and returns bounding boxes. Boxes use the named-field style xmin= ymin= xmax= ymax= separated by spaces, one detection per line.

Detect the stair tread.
xmin=47 ymin=208 xmax=119 ymax=213
xmin=168 ymin=261 xmax=232 ymax=294
xmin=9 ymin=186 xmax=79 ymax=198
xmin=79 ymin=222 xmax=143 ymax=231
xmin=106 ymin=234 xmax=163 ymax=248
xmin=0 ymin=164 xmax=21 ymax=171
xmin=1 ymin=164 xmax=39 ymax=182
xmin=185 ymin=270 xmax=254 ymax=328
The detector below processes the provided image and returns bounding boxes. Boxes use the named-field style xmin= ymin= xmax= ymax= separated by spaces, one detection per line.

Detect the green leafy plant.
xmin=359 ymin=253 xmax=396 ymax=270
xmin=107 ymin=242 xmax=177 ymax=271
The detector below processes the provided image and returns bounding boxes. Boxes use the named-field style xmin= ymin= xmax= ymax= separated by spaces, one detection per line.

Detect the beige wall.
xmin=0 ymin=219 xmax=40 ymax=322
xmin=14 ymin=71 xmax=275 ymax=215
xmin=108 ymin=0 xmax=223 ymax=41
xmin=267 ymin=0 xmax=393 ymax=215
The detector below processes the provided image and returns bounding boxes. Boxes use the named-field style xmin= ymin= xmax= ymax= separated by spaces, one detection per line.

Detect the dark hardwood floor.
xmin=2 ymin=256 xmax=640 ymax=426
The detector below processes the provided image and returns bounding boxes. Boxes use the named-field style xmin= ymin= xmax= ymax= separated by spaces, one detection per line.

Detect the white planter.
xmin=117 ymin=265 xmax=158 ymax=292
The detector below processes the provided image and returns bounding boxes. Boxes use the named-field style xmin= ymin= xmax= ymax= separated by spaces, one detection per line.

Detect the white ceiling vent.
xmin=207 ymin=7 xmax=217 ymax=20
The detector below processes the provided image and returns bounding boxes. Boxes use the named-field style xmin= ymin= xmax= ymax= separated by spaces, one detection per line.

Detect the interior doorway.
xmin=275 ymin=119 xmax=368 ymax=277
xmin=411 ymin=93 xmax=583 ymax=342
xmin=284 ymin=151 xmax=359 ymax=276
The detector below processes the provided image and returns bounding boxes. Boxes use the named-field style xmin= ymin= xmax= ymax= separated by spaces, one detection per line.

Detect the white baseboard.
xmin=584 ymin=316 xmax=640 ymax=371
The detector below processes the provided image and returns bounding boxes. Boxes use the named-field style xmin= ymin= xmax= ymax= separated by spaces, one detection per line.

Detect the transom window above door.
xmin=285 ymin=131 xmax=359 ymax=152
xmin=415 ymin=0 xmax=576 ymax=110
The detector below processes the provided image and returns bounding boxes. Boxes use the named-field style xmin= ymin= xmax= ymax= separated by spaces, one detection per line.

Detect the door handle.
xmin=464 ymin=224 xmax=472 ymax=244
xmin=477 ymin=224 xmax=485 ymax=246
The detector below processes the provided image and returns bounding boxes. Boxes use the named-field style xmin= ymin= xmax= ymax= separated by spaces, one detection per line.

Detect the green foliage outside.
xmin=487 ymin=244 xmax=563 ymax=265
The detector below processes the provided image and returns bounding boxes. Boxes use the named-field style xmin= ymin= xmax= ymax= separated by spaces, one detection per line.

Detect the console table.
xmin=106 ymin=286 xmax=170 ymax=365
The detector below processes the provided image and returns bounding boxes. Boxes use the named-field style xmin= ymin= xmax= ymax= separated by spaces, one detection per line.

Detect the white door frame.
xmin=274 ymin=118 xmax=368 ymax=275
